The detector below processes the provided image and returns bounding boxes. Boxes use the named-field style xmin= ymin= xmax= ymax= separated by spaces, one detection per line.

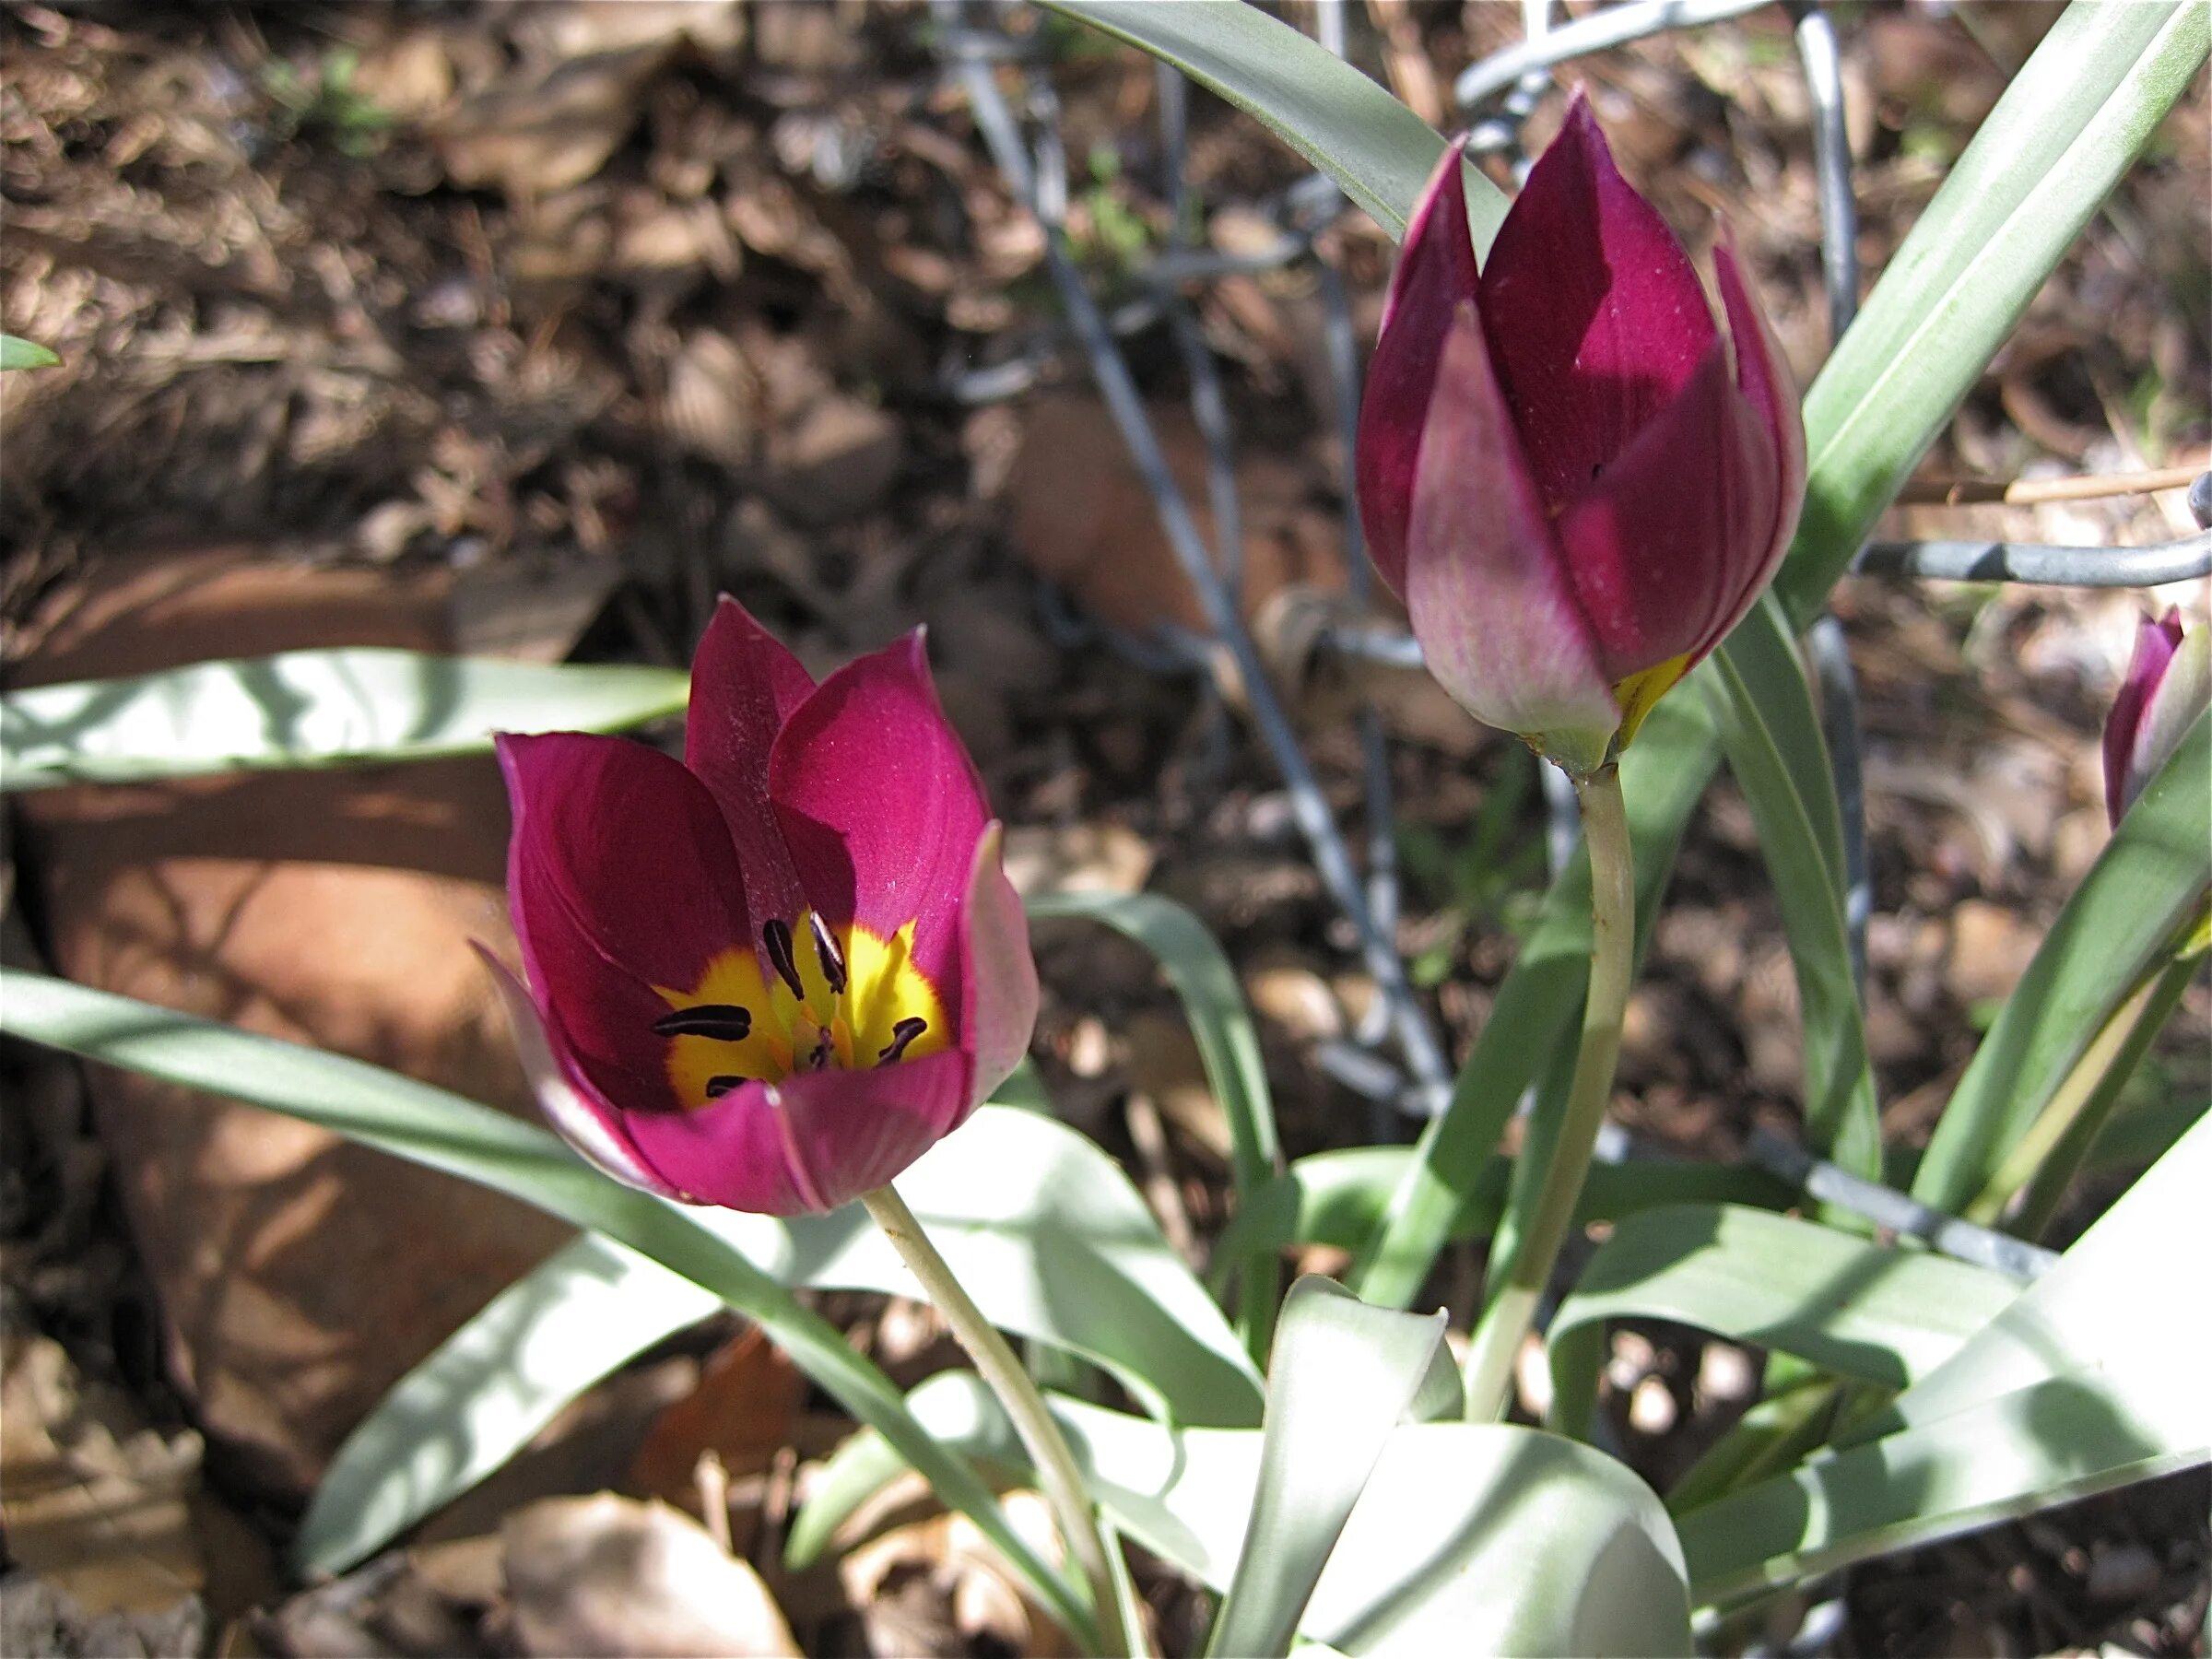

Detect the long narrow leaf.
xmin=298 ymin=1099 xmax=1262 ymax=1574
xmin=1206 ymin=1279 xmax=1455 ymax=1659
xmin=0 ymin=649 xmax=690 ymax=790
xmin=1701 ymin=630 xmax=1881 ymax=1182
xmin=1544 ymin=1206 xmax=2019 ymax=1441
xmin=1680 ymin=1112 xmax=2212 ymax=1605
xmin=1215 ymin=1149 xmax=1793 ymax=1280
xmin=1036 ymin=0 xmax=1506 ymax=248
xmin=0 ymin=970 xmax=1092 ymax=1641
xmin=794 ymin=1376 xmax=1689 ymax=1656
xmin=298 ymin=1235 xmax=718 ymax=1573
xmin=1912 ymin=708 xmax=2210 ymax=1213
xmin=1027 ymin=889 xmax=1283 ymax=1359
xmin=1777 ymin=0 xmax=2209 ymax=620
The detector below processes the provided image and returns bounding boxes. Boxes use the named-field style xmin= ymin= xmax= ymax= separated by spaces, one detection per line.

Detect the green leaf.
xmin=1543 ymin=1205 xmax=2021 ymax=1442
xmin=1700 ymin=617 xmax=1881 ymax=1182
xmin=1206 ymin=1278 xmax=1455 ymax=1659
xmin=1680 ymin=1110 xmax=2212 ymax=1606
xmin=0 ymin=649 xmax=691 ymax=791
xmin=1212 ymin=1148 xmax=1793 ymax=1282
xmin=298 ymin=1099 xmax=1263 ymax=1574
xmin=298 ymin=1235 xmax=720 ymax=1574
xmin=797 ymin=1377 xmax=1689 ymax=1656
xmin=0 ymin=969 xmax=1091 ymax=1641
xmin=1911 ymin=707 xmax=2211 ymax=1213
xmin=1776 ymin=0 xmax=2210 ymax=621
xmin=1350 ymin=696 xmax=1720 ymax=1308
xmin=705 ymin=1107 xmax=1265 ymax=1429
xmin=1028 ymin=889 xmax=1282 ymax=1359
xmin=1035 ymin=0 xmax=1506 ymax=249
xmin=1 ymin=334 xmax=61 ymax=371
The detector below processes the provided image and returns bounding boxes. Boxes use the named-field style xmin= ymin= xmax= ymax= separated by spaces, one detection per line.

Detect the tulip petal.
xmin=1404 ymin=302 xmax=1618 ymax=744
xmin=2130 ymin=623 xmax=2212 ymax=817
xmin=476 ymin=946 xmax=688 ymax=1202
xmin=2105 ymin=609 xmax=2197 ymax=819
xmin=686 ymin=596 xmax=819 ymax=929
xmin=1552 ymin=338 xmax=1781 ymax=683
xmin=961 ymin=823 xmax=1039 ymax=1104
xmin=1356 ymin=138 xmax=1481 ymax=598
xmin=622 ymin=1047 xmax=974 ymax=1215
xmin=768 ymin=631 xmax=989 ymax=1011
xmin=499 ymin=732 xmax=753 ymax=1113
xmin=1478 ymin=93 xmax=1717 ymax=513
xmin=1705 ymin=241 xmax=1806 ymax=655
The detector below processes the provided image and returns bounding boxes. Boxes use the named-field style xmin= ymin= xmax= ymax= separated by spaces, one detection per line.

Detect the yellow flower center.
xmin=653 ymin=910 xmax=948 ymax=1111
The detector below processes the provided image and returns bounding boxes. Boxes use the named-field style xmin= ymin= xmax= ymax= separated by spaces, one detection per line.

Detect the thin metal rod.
xmin=1745 ymin=1128 xmax=2059 ymax=1281
xmin=937 ymin=5 xmax=1455 ymax=1110
xmin=1853 ymin=529 xmax=2212 ymax=586
xmin=1312 ymin=4 xmax=1418 ymax=1124
xmin=1455 ymin=0 xmax=1772 ymax=109
xmin=1790 ymin=1 xmax=1859 ymax=345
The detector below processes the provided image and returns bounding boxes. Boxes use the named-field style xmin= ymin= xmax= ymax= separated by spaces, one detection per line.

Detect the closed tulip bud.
xmin=2104 ymin=607 xmax=2210 ymax=826
xmin=1357 ymin=95 xmax=1806 ymax=774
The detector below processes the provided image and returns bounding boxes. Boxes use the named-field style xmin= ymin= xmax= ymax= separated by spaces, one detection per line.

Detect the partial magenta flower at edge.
xmin=2103 ymin=607 xmax=2210 ymax=827
xmin=1357 ymin=93 xmax=1806 ymax=775
xmin=484 ymin=598 xmax=1039 ymax=1216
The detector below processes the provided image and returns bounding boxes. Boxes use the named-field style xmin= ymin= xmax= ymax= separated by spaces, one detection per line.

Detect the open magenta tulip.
xmin=486 ymin=598 xmax=1038 ymax=1215
xmin=2104 ymin=607 xmax=2209 ymax=826
xmin=1358 ymin=95 xmax=1806 ymax=773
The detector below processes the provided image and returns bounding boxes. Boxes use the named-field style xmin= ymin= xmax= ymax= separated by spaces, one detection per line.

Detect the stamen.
xmin=652 ymin=1005 xmax=752 ymax=1041
xmin=762 ymin=919 xmax=806 ymax=1000
xmin=809 ymin=913 xmax=849 ymax=994
xmin=809 ymin=1027 xmax=836 ymax=1071
xmin=877 ymin=1017 xmax=928 ymax=1065
xmin=704 ymin=1075 xmax=746 ymax=1099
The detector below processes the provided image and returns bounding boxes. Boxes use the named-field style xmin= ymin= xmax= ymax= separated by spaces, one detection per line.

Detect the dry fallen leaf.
xmin=837 ymin=1489 xmax=1080 ymax=1659
xmin=628 ymin=1326 xmax=804 ymax=1505
xmin=500 ymin=1493 xmax=799 ymax=1658
xmin=0 ymin=1312 xmax=204 ymax=1618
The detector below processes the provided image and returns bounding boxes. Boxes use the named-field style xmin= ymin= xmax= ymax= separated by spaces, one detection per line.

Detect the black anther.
xmin=762 ymin=919 xmax=806 ymax=999
xmin=877 ymin=1017 xmax=928 ymax=1065
xmin=652 ymin=1005 xmax=753 ymax=1041
xmin=704 ymin=1075 xmax=746 ymax=1099
xmin=809 ymin=913 xmax=849 ymax=994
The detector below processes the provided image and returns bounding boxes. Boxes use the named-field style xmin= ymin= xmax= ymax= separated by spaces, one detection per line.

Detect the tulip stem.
xmin=860 ymin=1182 xmax=1132 ymax=1657
xmin=1461 ymin=761 xmax=1636 ymax=1422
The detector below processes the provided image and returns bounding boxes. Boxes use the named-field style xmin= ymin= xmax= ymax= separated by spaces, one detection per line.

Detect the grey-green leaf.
xmin=798 ymin=1377 xmax=1688 ymax=1656
xmin=1 ymin=334 xmax=61 ymax=371
xmin=297 ymin=1235 xmax=720 ymax=1574
xmin=1777 ymin=0 xmax=2210 ymax=621
xmin=1 ymin=649 xmax=691 ymax=791
xmin=1206 ymin=1278 xmax=1455 ymax=1659
xmin=297 ymin=1102 xmax=1262 ymax=1576
xmin=1036 ymin=0 xmax=1506 ymax=249
xmin=1700 ymin=618 xmax=1881 ymax=1183
xmin=1028 ymin=888 xmax=1281 ymax=1357
xmin=1680 ymin=1109 xmax=2212 ymax=1605
xmin=1545 ymin=1205 xmax=2021 ymax=1441
xmin=0 ymin=969 xmax=1093 ymax=1641
xmin=1911 ymin=707 xmax=2211 ymax=1214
